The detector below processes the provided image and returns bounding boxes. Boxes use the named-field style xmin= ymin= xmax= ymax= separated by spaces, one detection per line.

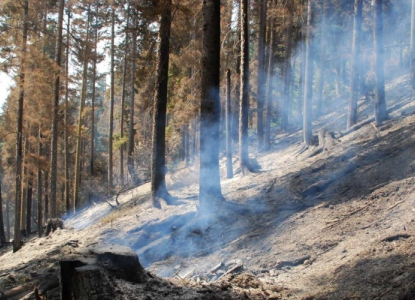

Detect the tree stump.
xmin=60 ymin=244 xmax=147 ymax=300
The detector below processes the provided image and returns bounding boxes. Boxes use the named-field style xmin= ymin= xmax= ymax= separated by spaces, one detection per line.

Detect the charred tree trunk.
xmin=91 ymin=6 xmax=99 ymax=178
xmin=315 ymin=0 xmax=326 ymax=117
xmin=233 ymin=5 xmax=241 ymax=143
xmin=151 ymin=0 xmax=174 ymax=207
xmin=239 ymin=0 xmax=254 ymax=174
xmin=13 ymin=0 xmax=28 ymax=252
xmin=64 ymin=9 xmax=70 ymax=213
xmin=374 ymin=0 xmax=387 ymax=123
xmin=37 ymin=128 xmax=43 ymax=237
xmin=74 ymin=6 xmax=91 ymax=211
xmin=281 ymin=0 xmax=294 ymax=131
xmin=0 ymin=184 xmax=6 ymax=245
xmin=226 ymin=69 xmax=233 ymax=179
xmin=256 ymin=0 xmax=266 ymax=150
xmin=264 ymin=0 xmax=276 ymax=151
xmin=348 ymin=0 xmax=363 ymax=128
xmin=199 ymin=0 xmax=224 ymax=210
xmin=44 ymin=171 xmax=49 ymax=222
xmin=120 ymin=1 xmax=131 ymax=186
xmin=50 ymin=0 xmax=64 ymax=219
xmin=108 ymin=8 xmax=115 ymax=194
xmin=127 ymin=16 xmax=138 ymax=183
xmin=411 ymin=0 xmax=415 ymax=90
xmin=26 ymin=178 xmax=33 ymax=235
xmin=303 ymin=0 xmax=314 ymax=146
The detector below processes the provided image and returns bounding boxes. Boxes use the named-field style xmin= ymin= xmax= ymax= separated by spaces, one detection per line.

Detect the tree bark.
xmin=64 ymin=9 xmax=70 ymax=213
xmin=108 ymin=8 xmax=115 ymax=194
xmin=0 ymin=183 xmax=6 ymax=245
xmin=151 ymin=0 xmax=173 ymax=207
xmin=120 ymin=0 xmax=131 ymax=186
xmin=91 ymin=5 xmax=99 ymax=178
xmin=199 ymin=0 xmax=224 ymax=210
xmin=281 ymin=0 xmax=294 ymax=131
xmin=26 ymin=177 xmax=32 ymax=235
xmin=226 ymin=69 xmax=233 ymax=179
xmin=37 ymin=128 xmax=43 ymax=237
xmin=239 ymin=0 xmax=253 ymax=175
xmin=256 ymin=0 xmax=266 ymax=150
xmin=50 ymin=0 xmax=65 ymax=219
xmin=73 ymin=6 xmax=91 ymax=212
xmin=411 ymin=0 xmax=415 ymax=90
xmin=315 ymin=0 xmax=327 ymax=117
xmin=347 ymin=0 xmax=363 ymax=128
xmin=303 ymin=0 xmax=314 ymax=146
xmin=374 ymin=0 xmax=387 ymax=123
xmin=13 ymin=0 xmax=28 ymax=252
xmin=264 ymin=0 xmax=276 ymax=151
xmin=127 ymin=16 xmax=138 ymax=183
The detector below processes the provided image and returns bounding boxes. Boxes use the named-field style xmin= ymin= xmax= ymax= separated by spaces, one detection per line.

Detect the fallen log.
xmin=0 ymin=282 xmax=34 ymax=300
xmin=275 ymin=255 xmax=311 ymax=269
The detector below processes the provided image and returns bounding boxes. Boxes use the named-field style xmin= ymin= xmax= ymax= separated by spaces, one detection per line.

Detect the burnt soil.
xmin=2 ymin=74 xmax=415 ymax=299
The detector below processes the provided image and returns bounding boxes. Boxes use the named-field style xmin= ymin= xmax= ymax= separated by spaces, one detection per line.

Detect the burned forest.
xmin=1 ymin=0 xmax=415 ymax=299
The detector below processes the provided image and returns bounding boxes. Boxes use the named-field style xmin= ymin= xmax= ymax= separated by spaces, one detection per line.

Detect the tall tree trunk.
xmin=199 ymin=0 xmax=224 ymax=211
xmin=37 ymin=128 xmax=43 ymax=237
xmin=315 ymin=0 xmax=326 ymax=117
xmin=6 ymin=190 xmax=10 ymax=241
xmin=256 ymin=0 xmax=266 ymax=150
xmin=374 ymin=0 xmax=387 ymax=123
xmin=91 ymin=6 xmax=98 ymax=178
xmin=120 ymin=0 xmax=131 ymax=186
xmin=21 ymin=134 xmax=28 ymax=235
xmin=0 ymin=183 xmax=6 ymax=245
xmin=411 ymin=0 xmax=415 ymax=90
xmin=127 ymin=16 xmax=138 ymax=183
xmin=14 ymin=0 xmax=28 ymax=252
xmin=50 ymin=0 xmax=65 ymax=219
xmin=281 ymin=0 xmax=294 ymax=131
xmin=347 ymin=0 xmax=363 ymax=128
xmin=303 ymin=0 xmax=314 ymax=146
xmin=151 ymin=0 xmax=174 ymax=207
xmin=233 ymin=3 xmax=241 ymax=143
xmin=73 ymin=7 xmax=91 ymax=211
xmin=44 ymin=171 xmax=49 ymax=222
xmin=226 ymin=69 xmax=233 ymax=179
xmin=64 ymin=9 xmax=70 ymax=213
xmin=264 ymin=0 xmax=276 ymax=151
xmin=108 ymin=8 xmax=115 ymax=194
xmin=239 ymin=0 xmax=253 ymax=174
xmin=26 ymin=177 xmax=32 ymax=234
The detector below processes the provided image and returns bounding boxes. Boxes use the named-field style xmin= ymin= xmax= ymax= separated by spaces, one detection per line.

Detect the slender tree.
xmin=256 ymin=0 xmax=266 ymax=150
xmin=37 ymin=128 xmax=43 ymax=237
xmin=91 ymin=5 xmax=99 ymax=177
xmin=411 ymin=0 xmax=415 ymax=90
xmin=239 ymin=0 xmax=253 ymax=174
xmin=0 ymin=183 xmax=6 ymax=245
xmin=348 ymin=0 xmax=363 ymax=128
xmin=73 ymin=6 xmax=91 ymax=212
xmin=264 ymin=0 xmax=276 ymax=151
xmin=199 ymin=0 xmax=224 ymax=211
xmin=226 ymin=69 xmax=233 ymax=179
xmin=303 ymin=0 xmax=314 ymax=146
xmin=64 ymin=8 xmax=70 ymax=213
xmin=14 ymin=0 xmax=28 ymax=252
xmin=108 ymin=7 xmax=115 ymax=194
xmin=373 ymin=0 xmax=387 ymax=123
xmin=49 ymin=0 xmax=65 ymax=219
xmin=315 ymin=0 xmax=327 ymax=117
xmin=127 ymin=15 xmax=138 ymax=183
xmin=151 ymin=0 xmax=174 ymax=207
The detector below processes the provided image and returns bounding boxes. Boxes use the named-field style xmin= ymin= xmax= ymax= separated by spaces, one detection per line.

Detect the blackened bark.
xmin=26 ymin=178 xmax=32 ymax=234
xmin=281 ymin=0 xmax=294 ymax=131
xmin=315 ymin=0 xmax=327 ymax=117
xmin=50 ymin=0 xmax=65 ymax=219
xmin=256 ymin=0 xmax=266 ymax=150
xmin=14 ymin=0 xmax=28 ymax=252
xmin=199 ymin=0 xmax=224 ymax=209
xmin=151 ymin=0 xmax=174 ymax=207
xmin=347 ymin=0 xmax=363 ymax=128
xmin=108 ymin=8 xmax=115 ymax=194
xmin=64 ymin=9 xmax=70 ymax=213
xmin=264 ymin=0 xmax=276 ymax=151
xmin=374 ymin=0 xmax=387 ymax=123
xmin=226 ymin=69 xmax=233 ymax=179
xmin=0 ymin=184 xmax=6 ymax=245
xmin=303 ymin=0 xmax=314 ymax=146
xmin=239 ymin=0 xmax=253 ymax=175
xmin=37 ymin=128 xmax=43 ymax=237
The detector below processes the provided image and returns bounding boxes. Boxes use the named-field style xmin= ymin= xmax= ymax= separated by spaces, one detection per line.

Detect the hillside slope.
xmin=1 ymin=74 xmax=415 ymax=299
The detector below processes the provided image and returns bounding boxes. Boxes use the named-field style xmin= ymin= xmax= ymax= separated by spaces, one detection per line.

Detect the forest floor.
xmin=2 ymin=74 xmax=415 ymax=299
